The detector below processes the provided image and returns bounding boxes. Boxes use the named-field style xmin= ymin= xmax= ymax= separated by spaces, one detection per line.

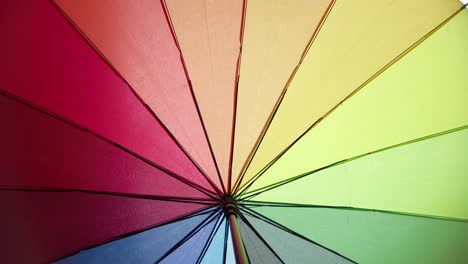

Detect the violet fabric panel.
xmin=0 ymin=93 xmax=209 ymax=199
xmin=0 ymin=0 xmax=215 ymax=193
xmin=0 ymin=191 xmax=208 ymax=263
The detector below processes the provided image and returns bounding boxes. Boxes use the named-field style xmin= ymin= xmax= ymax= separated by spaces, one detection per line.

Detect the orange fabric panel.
xmin=165 ymin=0 xmax=243 ymax=189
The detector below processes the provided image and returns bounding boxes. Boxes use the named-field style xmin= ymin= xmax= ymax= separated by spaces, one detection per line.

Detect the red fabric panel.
xmin=0 ymin=0 xmax=216 ymax=194
xmin=0 ymin=191 xmax=209 ymax=263
xmin=54 ymin=0 xmax=221 ymax=190
xmin=0 ymin=93 xmax=209 ymax=199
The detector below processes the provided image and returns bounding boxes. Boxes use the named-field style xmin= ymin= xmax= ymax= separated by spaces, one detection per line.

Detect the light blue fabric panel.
xmin=201 ymin=218 xmax=227 ymax=264
xmin=225 ymin=225 xmax=236 ymax=264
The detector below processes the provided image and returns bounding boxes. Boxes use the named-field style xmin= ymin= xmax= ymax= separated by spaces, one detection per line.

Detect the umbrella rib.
xmin=0 ymin=89 xmax=218 ymax=200
xmin=0 ymin=187 xmax=217 ymax=205
xmin=226 ymin=0 xmax=248 ymax=194
xmin=154 ymin=210 xmax=221 ymax=264
xmin=233 ymin=5 xmax=466 ymax=197
xmin=237 ymin=209 xmax=286 ymax=264
xmin=51 ymin=0 xmax=223 ymax=196
xmin=239 ymin=206 xmax=358 ymax=263
xmin=160 ymin=0 xmax=227 ymax=195
xmin=231 ymin=0 xmax=336 ymax=195
xmin=238 ymin=158 xmax=339 ymax=201
xmin=195 ymin=214 xmax=225 ymax=264
xmin=237 ymin=124 xmax=468 ymax=200
xmin=241 ymin=201 xmax=468 ymax=223
xmin=240 ymin=206 xmax=297 ymax=232
xmin=51 ymin=206 xmax=216 ymax=263
xmin=222 ymin=213 xmax=230 ymax=264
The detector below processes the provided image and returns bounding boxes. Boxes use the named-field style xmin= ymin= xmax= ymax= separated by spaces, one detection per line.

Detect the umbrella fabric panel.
xmin=0 ymin=191 xmax=207 ymax=263
xmin=200 ymin=218 xmax=227 ymax=264
xmin=237 ymin=216 xmax=282 ymax=264
xmin=251 ymin=127 xmax=468 ymax=220
xmin=225 ymin=227 xmax=236 ymax=264
xmin=164 ymin=0 xmax=243 ymax=189
xmin=238 ymin=0 xmax=463 ymax=190
xmin=0 ymin=93 xmax=210 ymax=199
xmin=0 ymin=0 xmax=215 ymax=194
xmin=231 ymin=0 xmax=332 ymax=188
xmin=243 ymin=211 xmax=353 ymax=263
xmin=245 ymin=9 xmax=468 ymax=193
xmin=57 ymin=210 xmax=213 ymax=264
xmin=54 ymin=0 xmax=219 ymax=187
xmin=252 ymin=206 xmax=468 ymax=264
xmin=159 ymin=213 xmax=220 ymax=264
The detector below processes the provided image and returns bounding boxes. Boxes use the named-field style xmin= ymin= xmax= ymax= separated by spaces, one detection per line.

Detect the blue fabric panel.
xmin=159 ymin=214 xmax=220 ymax=264
xmin=57 ymin=211 xmax=211 ymax=264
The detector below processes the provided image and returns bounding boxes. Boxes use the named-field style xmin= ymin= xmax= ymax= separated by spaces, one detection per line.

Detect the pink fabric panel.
xmin=0 ymin=0 xmax=216 ymax=193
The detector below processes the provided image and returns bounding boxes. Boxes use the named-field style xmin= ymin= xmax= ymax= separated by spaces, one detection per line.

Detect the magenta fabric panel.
xmin=0 ymin=0 xmax=215 ymax=193
xmin=0 ymin=93 xmax=210 ymax=199
xmin=0 ymin=190 xmax=208 ymax=263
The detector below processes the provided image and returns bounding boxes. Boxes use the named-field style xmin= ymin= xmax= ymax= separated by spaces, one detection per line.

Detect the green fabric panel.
xmin=246 ymin=10 xmax=468 ymax=194
xmin=251 ymin=128 xmax=468 ymax=219
xmin=237 ymin=216 xmax=282 ymax=264
xmin=252 ymin=206 xmax=468 ymax=264
xmin=244 ymin=213 xmax=352 ymax=263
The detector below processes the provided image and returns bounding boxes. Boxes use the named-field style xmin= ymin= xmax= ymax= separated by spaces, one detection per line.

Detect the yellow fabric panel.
xmin=231 ymin=0 xmax=332 ymax=188
xmin=245 ymin=9 xmax=468 ymax=193
xmin=238 ymin=0 xmax=462 ymax=189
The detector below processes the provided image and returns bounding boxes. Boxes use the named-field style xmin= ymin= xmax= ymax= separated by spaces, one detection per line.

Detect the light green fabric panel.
xmin=251 ymin=128 xmax=468 ymax=220
xmin=245 ymin=10 xmax=468 ymax=193
xmin=252 ymin=206 xmax=468 ymax=264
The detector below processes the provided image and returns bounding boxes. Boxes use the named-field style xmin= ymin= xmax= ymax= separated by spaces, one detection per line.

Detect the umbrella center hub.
xmin=220 ymin=195 xmax=238 ymax=216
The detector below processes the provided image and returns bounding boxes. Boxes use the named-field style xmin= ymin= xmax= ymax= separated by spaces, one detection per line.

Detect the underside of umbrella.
xmin=1 ymin=0 xmax=467 ymax=263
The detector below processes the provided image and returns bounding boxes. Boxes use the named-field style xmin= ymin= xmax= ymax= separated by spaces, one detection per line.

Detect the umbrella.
xmin=1 ymin=0 xmax=467 ymax=263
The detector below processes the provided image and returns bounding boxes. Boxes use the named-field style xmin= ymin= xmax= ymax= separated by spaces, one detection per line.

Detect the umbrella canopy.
xmin=1 ymin=0 xmax=467 ymax=263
